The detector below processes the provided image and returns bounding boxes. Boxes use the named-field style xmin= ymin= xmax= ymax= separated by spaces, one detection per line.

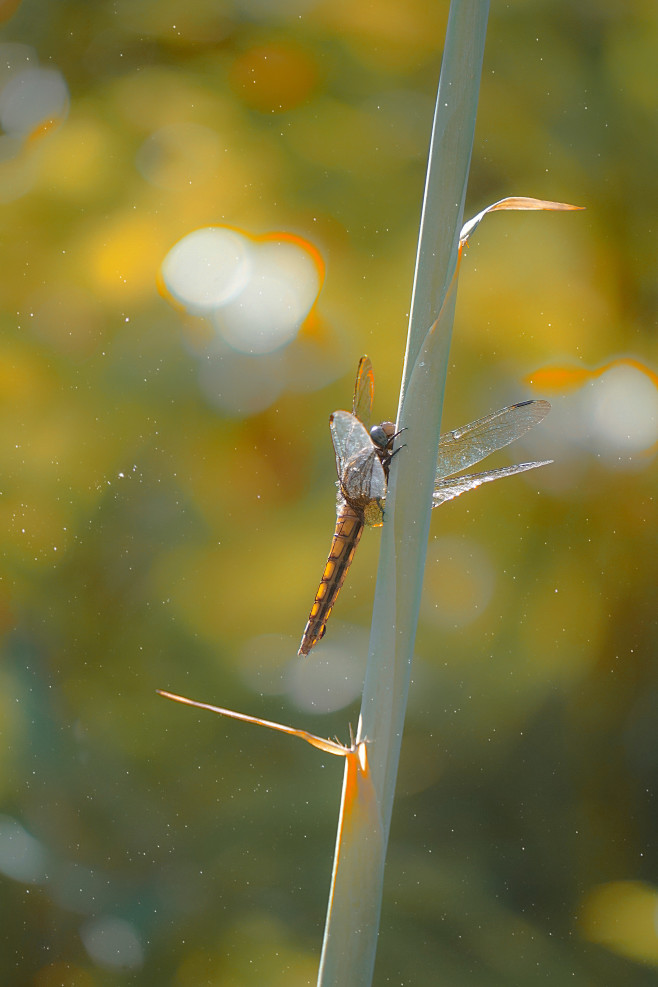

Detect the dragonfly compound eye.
xmin=369 ymin=424 xmax=389 ymax=448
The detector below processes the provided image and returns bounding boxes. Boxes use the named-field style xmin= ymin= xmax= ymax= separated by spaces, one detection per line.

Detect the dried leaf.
xmin=157 ymin=689 xmax=350 ymax=757
xmin=460 ymin=196 xmax=584 ymax=242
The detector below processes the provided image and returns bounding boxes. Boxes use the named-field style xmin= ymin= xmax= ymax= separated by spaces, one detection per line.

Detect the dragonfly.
xmin=298 ymin=356 xmax=551 ymax=656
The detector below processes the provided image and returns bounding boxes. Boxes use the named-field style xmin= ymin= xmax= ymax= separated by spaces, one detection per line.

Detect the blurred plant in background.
xmin=0 ymin=0 xmax=656 ymax=984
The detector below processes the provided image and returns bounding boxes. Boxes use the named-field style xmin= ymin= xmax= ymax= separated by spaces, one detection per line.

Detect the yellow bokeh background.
xmin=0 ymin=1 xmax=656 ymax=984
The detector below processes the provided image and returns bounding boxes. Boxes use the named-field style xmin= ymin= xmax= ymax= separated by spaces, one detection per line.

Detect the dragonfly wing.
xmin=342 ymin=448 xmax=386 ymax=503
xmin=352 ymin=355 xmax=374 ymax=426
xmin=330 ymin=410 xmax=372 ymax=475
xmin=432 ymin=459 xmax=553 ymax=507
xmin=330 ymin=410 xmax=387 ymax=510
xmin=334 ymin=482 xmax=349 ymax=520
xmin=436 ymin=400 xmax=551 ymax=480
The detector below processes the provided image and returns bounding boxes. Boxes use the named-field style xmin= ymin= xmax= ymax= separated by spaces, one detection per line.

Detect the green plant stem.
xmin=317 ymin=3 xmax=490 ymax=985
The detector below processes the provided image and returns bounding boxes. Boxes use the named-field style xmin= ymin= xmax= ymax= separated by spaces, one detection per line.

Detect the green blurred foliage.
xmin=0 ymin=0 xmax=657 ymax=984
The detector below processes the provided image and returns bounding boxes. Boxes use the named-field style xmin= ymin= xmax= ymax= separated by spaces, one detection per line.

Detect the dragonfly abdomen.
xmin=298 ymin=501 xmax=364 ymax=656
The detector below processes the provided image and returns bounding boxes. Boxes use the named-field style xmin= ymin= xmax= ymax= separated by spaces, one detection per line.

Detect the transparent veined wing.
xmin=436 ymin=399 xmax=551 ymax=480
xmin=432 ymin=459 xmax=553 ymax=507
xmin=352 ymin=355 xmax=375 ymax=426
xmin=330 ymin=409 xmax=372 ymax=478
xmin=330 ymin=410 xmax=387 ymax=506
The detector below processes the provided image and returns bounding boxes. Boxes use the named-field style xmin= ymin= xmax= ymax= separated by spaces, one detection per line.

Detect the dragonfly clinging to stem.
xmin=298 ymin=356 xmax=551 ymax=656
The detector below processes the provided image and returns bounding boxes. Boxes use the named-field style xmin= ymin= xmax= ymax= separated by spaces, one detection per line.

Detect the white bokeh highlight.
xmin=587 ymin=363 xmax=658 ymax=456
xmin=285 ymin=627 xmax=368 ymax=714
xmin=161 ymin=227 xmax=251 ymax=314
xmin=0 ymin=65 xmax=69 ymax=136
xmin=80 ymin=916 xmax=144 ymax=970
xmin=161 ymin=227 xmax=322 ymax=355
xmin=0 ymin=814 xmax=48 ymax=884
xmin=540 ymin=362 xmax=658 ymax=474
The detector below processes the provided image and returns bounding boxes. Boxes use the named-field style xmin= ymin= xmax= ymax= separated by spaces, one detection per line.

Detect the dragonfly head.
xmin=369 ymin=420 xmax=397 ymax=450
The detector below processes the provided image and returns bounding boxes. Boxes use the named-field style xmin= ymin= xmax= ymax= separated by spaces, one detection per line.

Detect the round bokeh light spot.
xmin=161 ymin=227 xmax=251 ymax=315
xmin=0 ymin=65 xmax=69 ymax=136
xmin=161 ymin=226 xmax=323 ymax=355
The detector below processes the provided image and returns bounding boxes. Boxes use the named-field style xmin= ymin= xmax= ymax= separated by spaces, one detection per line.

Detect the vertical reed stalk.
xmin=317 ymin=3 xmax=490 ymax=984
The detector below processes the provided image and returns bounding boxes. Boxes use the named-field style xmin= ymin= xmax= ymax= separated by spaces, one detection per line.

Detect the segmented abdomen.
xmin=297 ymin=501 xmax=364 ymax=656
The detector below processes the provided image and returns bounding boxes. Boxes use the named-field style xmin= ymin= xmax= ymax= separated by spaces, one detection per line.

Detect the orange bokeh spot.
xmin=25 ymin=114 xmax=65 ymax=147
xmin=229 ymin=43 xmax=318 ymax=113
xmin=254 ymin=229 xmax=325 ymax=278
xmin=525 ymin=357 xmax=658 ymax=394
xmin=0 ymin=0 xmax=22 ymax=24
